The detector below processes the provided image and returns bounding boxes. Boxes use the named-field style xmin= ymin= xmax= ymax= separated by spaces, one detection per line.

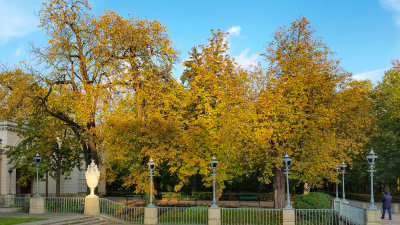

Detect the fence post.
xmin=84 ymin=196 xmax=100 ymax=215
xmin=365 ymin=209 xmax=380 ymax=225
xmin=4 ymin=194 xmax=15 ymax=207
xmin=208 ymin=208 xmax=221 ymax=225
xmin=29 ymin=197 xmax=45 ymax=214
xmin=393 ymin=203 xmax=399 ymax=214
xmin=144 ymin=207 xmax=158 ymax=225
xmin=283 ymin=209 xmax=295 ymax=225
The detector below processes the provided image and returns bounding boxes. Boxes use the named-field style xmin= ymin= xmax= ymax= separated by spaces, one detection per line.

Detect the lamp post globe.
xmin=147 ymin=158 xmax=155 ymax=207
xmin=283 ymin=154 xmax=292 ymax=209
xmin=210 ymin=156 xmax=218 ymax=208
xmin=340 ymin=161 xmax=348 ymax=203
xmin=366 ymin=150 xmax=377 ymax=209
xmin=8 ymin=167 xmax=13 ymax=195
xmin=33 ymin=153 xmax=42 ymax=198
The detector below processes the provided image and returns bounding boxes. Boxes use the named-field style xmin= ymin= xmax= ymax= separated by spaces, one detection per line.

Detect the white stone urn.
xmin=85 ymin=160 xmax=100 ymax=197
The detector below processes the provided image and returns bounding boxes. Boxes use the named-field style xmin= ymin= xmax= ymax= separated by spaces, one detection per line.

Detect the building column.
xmin=283 ymin=209 xmax=295 ymax=225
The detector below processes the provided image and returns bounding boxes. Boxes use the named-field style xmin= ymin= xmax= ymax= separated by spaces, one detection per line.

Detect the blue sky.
xmin=0 ymin=0 xmax=399 ymax=83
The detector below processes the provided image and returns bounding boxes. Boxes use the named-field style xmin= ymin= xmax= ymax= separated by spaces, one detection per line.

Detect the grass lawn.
xmin=0 ymin=217 xmax=47 ymax=225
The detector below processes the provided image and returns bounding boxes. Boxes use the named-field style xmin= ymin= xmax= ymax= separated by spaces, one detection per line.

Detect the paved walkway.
xmin=342 ymin=199 xmax=400 ymax=225
xmin=0 ymin=214 xmax=124 ymax=224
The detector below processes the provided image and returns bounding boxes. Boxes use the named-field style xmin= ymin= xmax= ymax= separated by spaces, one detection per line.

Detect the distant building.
xmin=0 ymin=120 xmax=105 ymax=196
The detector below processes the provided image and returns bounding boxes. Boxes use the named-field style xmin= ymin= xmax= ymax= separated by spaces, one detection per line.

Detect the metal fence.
xmin=99 ymin=198 xmax=144 ymax=224
xmin=341 ymin=203 xmax=365 ymax=225
xmin=295 ymin=209 xmax=337 ymax=225
xmin=0 ymin=196 xmax=29 ymax=213
xmin=45 ymin=197 xmax=85 ymax=214
xmin=158 ymin=207 xmax=208 ymax=225
xmin=221 ymin=208 xmax=282 ymax=225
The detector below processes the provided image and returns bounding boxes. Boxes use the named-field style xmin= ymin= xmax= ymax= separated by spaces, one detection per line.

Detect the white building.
xmin=0 ymin=120 xmax=105 ymax=196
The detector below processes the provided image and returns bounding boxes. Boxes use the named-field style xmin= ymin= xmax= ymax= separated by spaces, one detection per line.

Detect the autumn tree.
xmin=258 ymin=17 xmax=373 ymax=207
xmin=6 ymin=113 xmax=83 ymax=196
xmin=370 ymin=61 xmax=400 ymax=189
xmin=0 ymin=66 xmax=83 ymax=196
xmin=178 ymin=30 xmax=256 ymax=195
xmin=33 ymin=0 xmax=177 ymax=165
xmin=0 ymin=66 xmax=38 ymax=120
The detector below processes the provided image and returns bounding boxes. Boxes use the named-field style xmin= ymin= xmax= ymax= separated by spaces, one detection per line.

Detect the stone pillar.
xmin=283 ymin=209 xmax=295 ymax=225
xmin=4 ymin=194 xmax=15 ymax=207
xmin=208 ymin=208 xmax=221 ymax=225
xmin=393 ymin=203 xmax=399 ymax=214
xmin=29 ymin=197 xmax=45 ymax=214
xmin=144 ymin=207 xmax=158 ymax=225
xmin=84 ymin=196 xmax=99 ymax=215
xmin=365 ymin=209 xmax=380 ymax=225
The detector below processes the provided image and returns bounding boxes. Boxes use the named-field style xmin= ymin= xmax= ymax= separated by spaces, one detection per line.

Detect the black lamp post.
xmin=210 ymin=156 xmax=218 ymax=208
xmin=340 ymin=161 xmax=348 ymax=203
xmin=283 ymin=154 xmax=292 ymax=209
xmin=366 ymin=150 xmax=378 ymax=209
xmin=34 ymin=153 xmax=42 ymax=198
xmin=8 ymin=167 xmax=13 ymax=195
xmin=147 ymin=158 xmax=155 ymax=207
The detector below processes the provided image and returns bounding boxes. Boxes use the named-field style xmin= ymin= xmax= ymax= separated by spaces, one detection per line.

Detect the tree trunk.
xmin=273 ymin=167 xmax=285 ymax=208
xmin=56 ymin=158 xmax=61 ymax=197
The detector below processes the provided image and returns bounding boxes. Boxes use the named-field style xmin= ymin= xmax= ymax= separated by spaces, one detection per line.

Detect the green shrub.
xmin=293 ymin=192 xmax=331 ymax=209
xmin=192 ymin=192 xmax=212 ymax=200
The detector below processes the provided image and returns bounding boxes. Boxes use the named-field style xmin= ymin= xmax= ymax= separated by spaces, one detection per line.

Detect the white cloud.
xmin=353 ymin=68 xmax=387 ymax=81
xmin=380 ymin=0 xmax=400 ymax=26
xmin=0 ymin=0 xmax=39 ymax=45
xmin=234 ymin=48 xmax=259 ymax=68
xmin=13 ymin=44 xmax=23 ymax=57
xmin=227 ymin=26 xmax=241 ymax=37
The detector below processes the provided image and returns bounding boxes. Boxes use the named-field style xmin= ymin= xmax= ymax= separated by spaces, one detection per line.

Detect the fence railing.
xmin=221 ymin=208 xmax=282 ymax=225
xmin=295 ymin=209 xmax=337 ymax=225
xmin=0 ymin=196 xmax=29 ymax=213
xmin=45 ymin=197 xmax=85 ymax=214
xmin=99 ymin=198 xmax=144 ymax=224
xmin=341 ymin=203 xmax=365 ymax=225
xmin=158 ymin=207 xmax=208 ymax=225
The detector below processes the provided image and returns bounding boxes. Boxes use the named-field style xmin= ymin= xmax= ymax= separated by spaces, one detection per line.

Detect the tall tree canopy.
xmin=257 ymin=17 xmax=373 ymax=207
xmin=33 ymin=0 xmax=177 ymax=164
xmin=179 ymin=30 xmax=256 ymax=195
xmin=370 ymin=60 xmax=400 ymax=189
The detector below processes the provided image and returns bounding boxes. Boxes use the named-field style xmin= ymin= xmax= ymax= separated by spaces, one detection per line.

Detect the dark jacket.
xmin=382 ymin=192 xmax=392 ymax=209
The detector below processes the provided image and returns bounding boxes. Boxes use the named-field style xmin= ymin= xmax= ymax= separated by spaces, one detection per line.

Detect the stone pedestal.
xmin=29 ymin=197 xmax=45 ymax=214
xmin=283 ymin=209 xmax=295 ymax=225
xmin=208 ymin=208 xmax=221 ymax=225
xmin=84 ymin=196 xmax=99 ymax=215
xmin=365 ymin=209 xmax=380 ymax=225
xmin=4 ymin=194 xmax=15 ymax=207
xmin=393 ymin=203 xmax=399 ymax=214
xmin=144 ymin=207 xmax=157 ymax=225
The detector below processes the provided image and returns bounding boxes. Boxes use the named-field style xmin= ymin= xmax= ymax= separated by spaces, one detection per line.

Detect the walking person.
xmin=382 ymin=189 xmax=392 ymax=220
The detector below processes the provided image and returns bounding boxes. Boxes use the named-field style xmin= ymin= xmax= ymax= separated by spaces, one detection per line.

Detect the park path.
xmin=381 ymin=214 xmax=400 ymax=225
xmin=346 ymin=199 xmax=399 ymax=225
